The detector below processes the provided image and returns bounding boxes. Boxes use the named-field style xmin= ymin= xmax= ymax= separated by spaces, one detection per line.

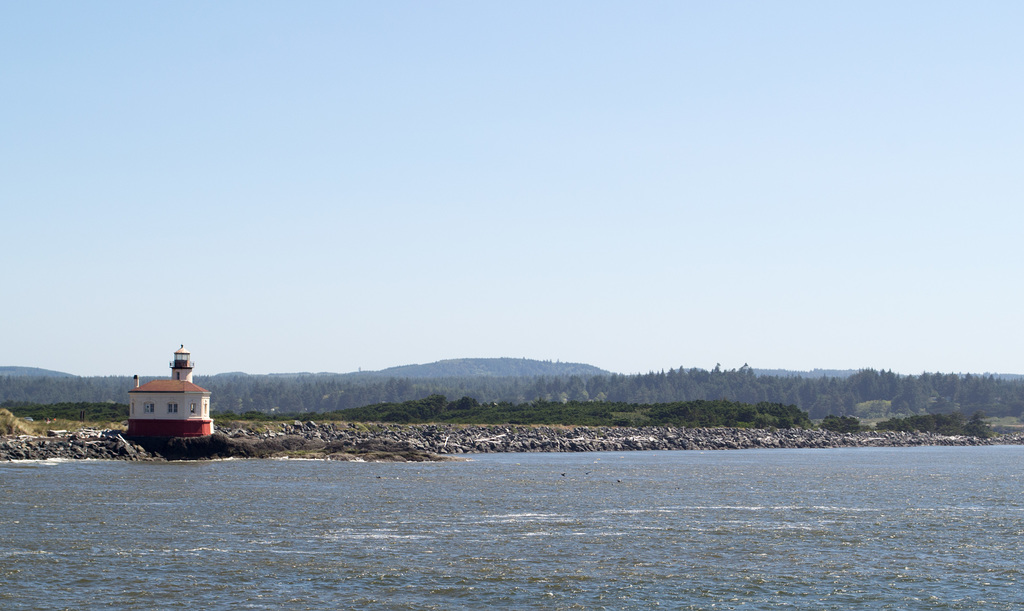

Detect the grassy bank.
xmin=0 ymin=408 xmax=126 ymax=437
xmin=0 ymin=409 xmax=34 ymax=436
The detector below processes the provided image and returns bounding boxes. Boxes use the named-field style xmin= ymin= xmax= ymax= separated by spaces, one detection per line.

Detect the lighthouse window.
xmin=144 ymin=402 xmax=155 ymax=414
xmin=168 ymin=403 xmax=178 ymax=414
xmin=190 ymin=403 xmax=196 ymax=413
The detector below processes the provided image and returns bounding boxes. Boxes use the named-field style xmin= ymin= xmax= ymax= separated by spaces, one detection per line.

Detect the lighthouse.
xmin=127 ymin=346 xmax=214 ymax=437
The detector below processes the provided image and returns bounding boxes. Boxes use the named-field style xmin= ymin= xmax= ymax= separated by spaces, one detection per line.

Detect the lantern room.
xmin=170 ymin=345 xmax=194 ymax=382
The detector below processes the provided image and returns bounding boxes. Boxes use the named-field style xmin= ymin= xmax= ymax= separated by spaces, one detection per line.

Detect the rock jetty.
xmin=227 ymin=422 xmax=1024 ymax=454
xmin=3 ymin=423 xmax=1023 ymax=462
xmin=0 ymin=429 xmax=151 ymax=461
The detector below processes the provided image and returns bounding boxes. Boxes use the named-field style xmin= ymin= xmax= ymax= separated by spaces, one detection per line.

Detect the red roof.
xmin=130 ymin=380 xmax=210 ymax=393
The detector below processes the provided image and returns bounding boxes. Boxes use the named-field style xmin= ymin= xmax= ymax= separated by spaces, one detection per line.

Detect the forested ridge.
xmin=3 ymin=365 xmax=1023 ymax=420
xmin=354 ymin=358 xmax=609 ymax=378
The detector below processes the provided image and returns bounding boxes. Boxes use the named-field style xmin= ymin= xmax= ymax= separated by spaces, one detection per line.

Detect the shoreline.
xmin=3 ymin=422 xmax=1024 ymax=462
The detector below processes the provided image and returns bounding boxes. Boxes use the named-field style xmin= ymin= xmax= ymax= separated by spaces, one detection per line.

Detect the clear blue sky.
xmin=3 ymin=2 xmax=1023 ymax=377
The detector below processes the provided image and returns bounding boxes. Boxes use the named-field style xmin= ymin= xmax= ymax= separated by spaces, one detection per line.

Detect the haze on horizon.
xmin=3 ymin=2 xmax=1023 ymax=378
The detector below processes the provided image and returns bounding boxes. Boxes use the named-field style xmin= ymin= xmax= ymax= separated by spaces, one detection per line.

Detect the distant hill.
xmin=353 ymin=358 xmax=610 ymax=378
xmin=0 ymin=366 xmax=76 ymax=378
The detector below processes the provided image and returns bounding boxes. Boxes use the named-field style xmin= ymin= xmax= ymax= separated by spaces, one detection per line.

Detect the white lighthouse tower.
xmin=127 ymin=345 xmax=213 ymax=437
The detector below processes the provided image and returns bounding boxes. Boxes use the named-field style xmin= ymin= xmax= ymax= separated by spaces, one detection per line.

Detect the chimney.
xmin=133 ymin=374 xmax=140 ymax=388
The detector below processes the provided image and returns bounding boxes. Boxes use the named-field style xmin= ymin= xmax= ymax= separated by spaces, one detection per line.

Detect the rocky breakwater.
xmin=0 ymin=430 xmax=153 ymax=461
xmin=220 ymin=422 xmax=1024 ymax=455
xmin=6 ymin=424 xmax=1024 ymax=462
xmin=129 ymin=430 xmax=454 ymax=461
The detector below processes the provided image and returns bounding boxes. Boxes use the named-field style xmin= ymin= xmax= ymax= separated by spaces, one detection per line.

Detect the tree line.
xmin=2 ymin=366 xmax=1023 ymax=419
xmin=0 ymin=401 xmax=128 ymax=422
xmin=4 ymin=397 xmax=993 ymax=436
xmin=819 ymin=412 xmax=994 ymax=437
xmin=213 ymin=394 xmax=810 ymax=428
xmin=289 ymin=395 xmax=813 ymax=429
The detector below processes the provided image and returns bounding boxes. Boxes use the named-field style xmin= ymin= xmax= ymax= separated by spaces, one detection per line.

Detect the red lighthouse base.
xmin=127 ymin=419 xmax=213 ymax=437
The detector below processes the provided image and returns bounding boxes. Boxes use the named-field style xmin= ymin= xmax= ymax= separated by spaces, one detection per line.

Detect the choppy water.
xmin=2 ymin=446 xmax=1023 ymax=609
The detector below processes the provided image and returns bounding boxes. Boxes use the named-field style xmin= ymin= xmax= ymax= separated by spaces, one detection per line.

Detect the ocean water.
xmin=2 ymin=446 xmax=1023 ymax=610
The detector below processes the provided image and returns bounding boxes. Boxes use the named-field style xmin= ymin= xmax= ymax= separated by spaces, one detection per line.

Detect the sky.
xmin=3 ymin=1 xmax=1023 ymax=377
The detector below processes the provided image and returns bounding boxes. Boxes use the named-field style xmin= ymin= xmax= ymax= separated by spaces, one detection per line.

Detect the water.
xmin=2 ymin=447 xmax=1023 ymax=609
